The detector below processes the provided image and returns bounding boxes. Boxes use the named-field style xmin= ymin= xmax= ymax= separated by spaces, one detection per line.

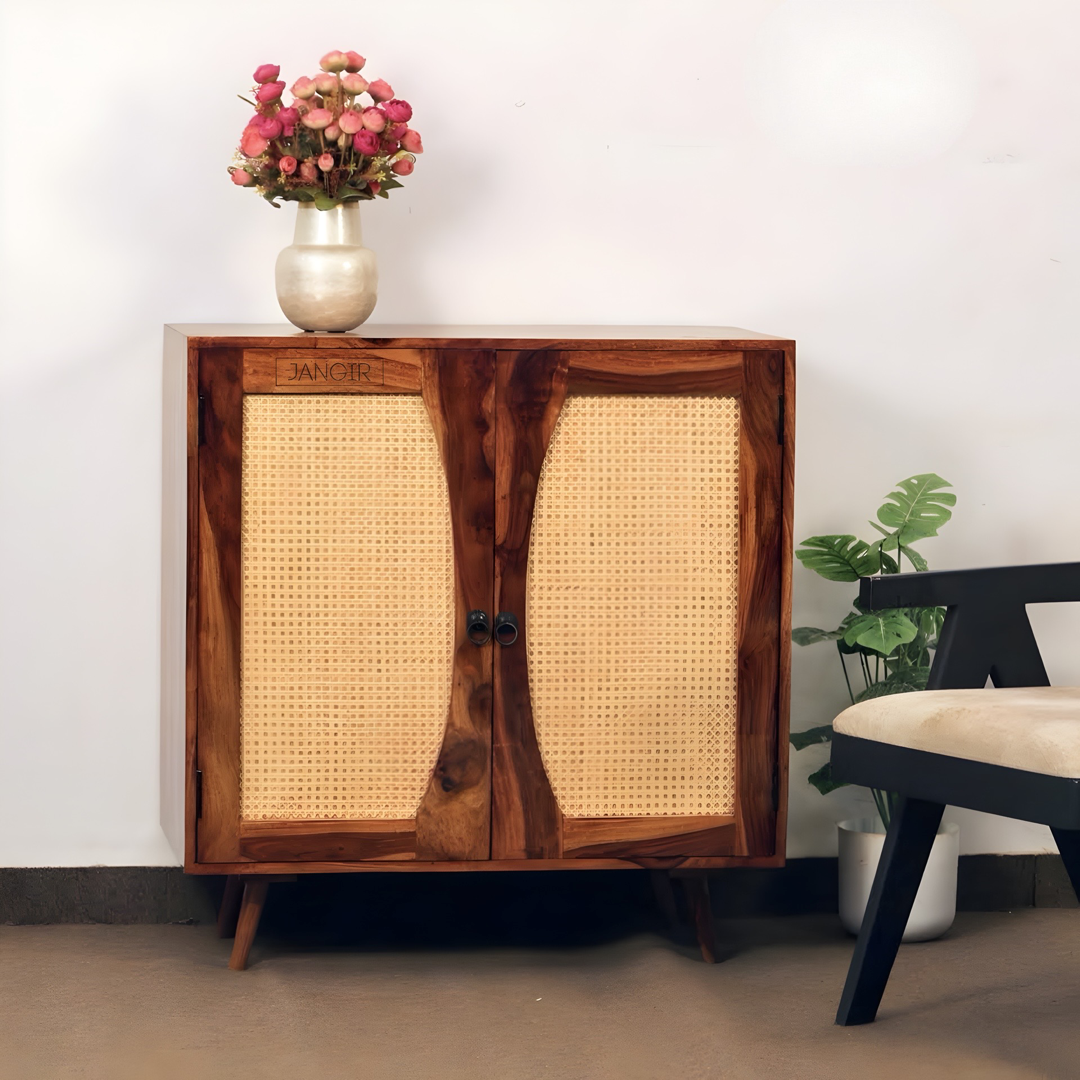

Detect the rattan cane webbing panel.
xmin=240 ymin=395 xmax=454 ymax=821
xmin=526 ymin=395 xmax=739 ymax=818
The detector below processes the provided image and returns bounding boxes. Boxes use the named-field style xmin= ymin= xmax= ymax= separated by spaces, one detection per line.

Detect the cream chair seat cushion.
xmin=833 ymin=687 xmax=1080 ymax=779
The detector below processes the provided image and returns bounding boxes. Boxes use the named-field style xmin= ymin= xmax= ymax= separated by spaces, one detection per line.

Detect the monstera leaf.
xmin=807 ymin=761 xmax=847 ymax=795
xmin=790 ymin=724 xmax=835 ymax=750
xmin=792 ymin=626 xmax=844 ymax=646
xmin=795 ymin=535 xmax=881 ymax=582
xmin=869 ymin=522 xmax=928 ymax=571
xmin=842 ymin=611 xmax=918 ymax=656
xmin=854 ymin=666 xmax=931 ymax=701
xmin=876 ymin=474 xmax=955 ymax=544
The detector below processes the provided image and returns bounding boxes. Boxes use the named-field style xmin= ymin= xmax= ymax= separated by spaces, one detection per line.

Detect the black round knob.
xmin=466 ymin=610 xmax=491 ymax=646
xmin=494 ymin=612 xmax=519 ymax=646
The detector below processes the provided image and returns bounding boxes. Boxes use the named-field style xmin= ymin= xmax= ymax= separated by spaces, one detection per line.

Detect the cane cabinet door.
xmin=195 ymin=346 xmax=495 ymax=864
xmin=491 ymin=349 xmax=786 ymax=861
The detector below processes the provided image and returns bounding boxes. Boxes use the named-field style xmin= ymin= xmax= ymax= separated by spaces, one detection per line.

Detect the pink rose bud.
xmin=366 ymin=79 xmax=393 ymax=101
xmin=255 ymin=81 xmax=286 ymax=103
xmin=320 ymin=50 xmax=349 ymax=72
xmin=256 ymin=115 xmax=283 ymax=139
xmin=240 ymin=127 xmax=269 ymax=157
xmin=338 ymin=109 xmax=363 ymax=134
xmin=369 ymin=180 xmax=381 ymax=195
xmin=341 ymin=73 xmax=368 ymax=95
xmin=344 ymin=51 xmax=366 ymax=72
xmin=386 ymin=122 xmax=408 ymax=141
xmin=399 ymin=128 xmax=423 ymax=153
xmin=253 ymin=63 xmax=280 ymax=84
xmin=299 ymin=160 xmax=318 ymax=182
xmin=380 ymin=138 xmax=399 ymax=154
xmin=325 ymin=123 xmax=341 ymax=140
xmin=382 ymin=99 xmax=412 ymax=123
xmin=352 ymin=129 xmax=380 ymax=155
xmin=318 ymin=152 xmax=335 ymax=172
xmin=391 ymin=155 xmax=415 ymax=176
xmin=360 ymin=106 xmax=387 ymax=132
xmin=231 ymin=168 xmax=253 ymax=186
xmin=301 ymin=108 xmax=334 ymax=130
xmin=278 ymin=155 xmax=298 ymax=175
xmin=292 ymin=77 xmax=317 ymax=99
xmin=314 ymin=72 xmax=337 ymax=95
xmin=277 ymin=106 xmax=299 ymax=136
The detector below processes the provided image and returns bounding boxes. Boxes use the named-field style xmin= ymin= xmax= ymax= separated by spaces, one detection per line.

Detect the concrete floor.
xmin=2 ymin=911 xmax=1078 ymax=1079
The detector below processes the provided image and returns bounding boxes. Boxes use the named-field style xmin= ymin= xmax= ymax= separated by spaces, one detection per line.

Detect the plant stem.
xmin=838 ymin=643 xmax=856 ymax=705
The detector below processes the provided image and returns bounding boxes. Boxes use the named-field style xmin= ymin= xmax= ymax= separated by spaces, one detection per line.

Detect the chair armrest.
xmin=859 ymin=562 xmax=1080 ymax=611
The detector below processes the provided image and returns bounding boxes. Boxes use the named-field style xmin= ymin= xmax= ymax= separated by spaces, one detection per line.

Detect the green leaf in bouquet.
xmin=312 ymin=193 xmax=340 ymax=210
xmin=876 ymin=474 xmax=955 ymax=543
xmin=790 ymin=725 xmax=835 ymax=750
xmin=792 ymin=626 xmax=844 ymax=646
xmin=808 ymin=760 xmax=848 ymax=795
xmin=379 ymin=177 xmax=405 ymax=191
xmin=842 ymin=611 xmax=918 ymax=656
xmin=795 ymin=535 xmax=881 ymax=582
xmin=854 ymin=665 xmax=931 ymax=701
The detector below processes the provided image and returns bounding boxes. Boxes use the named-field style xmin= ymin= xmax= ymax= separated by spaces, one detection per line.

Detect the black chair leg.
xmin=1050 ymin=828 xmax=1080 ymax=900
xmin=836 ymin=796 xmax=945 ymax=1026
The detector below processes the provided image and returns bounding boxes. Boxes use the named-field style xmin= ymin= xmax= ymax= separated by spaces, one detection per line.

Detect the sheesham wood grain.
xmin=242 ymin=349 xmax=422 ymax=393
xmin=565 ymin=350 xmax=744 ymax=395
xmin=239 ymin=820 xmax=416 ymax=861
xmin=186 ymin=854 xmax=786 ymax=874
xmin=196 ymin=347 xmax=246 ymax=863
xmin=185 ymin=340 xmax=200 ymax=868
xmin=414 ymin=350 xmax=496 ymax=860
xmin=562 ymin=817 xmax=739 ymax=859
xmin=168 ymin=324 xmax=795 ymax=352
xmin=733 ymin=350 xmax=786 ymax=859
xmin=776 ymin=345 xmax=796 ymax=862
xmin=492 ymin=350 xmax=569 ymax=859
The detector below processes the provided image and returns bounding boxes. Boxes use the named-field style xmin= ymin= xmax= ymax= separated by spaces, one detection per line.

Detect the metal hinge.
xmin=195 ymin=770 xmax=203 ymax=819
xmin=776 ymin=395 xmax=785 ymax=446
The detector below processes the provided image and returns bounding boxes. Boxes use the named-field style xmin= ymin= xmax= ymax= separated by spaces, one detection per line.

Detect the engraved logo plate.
xmin=275 ymin=357 xmax=385 ymax=386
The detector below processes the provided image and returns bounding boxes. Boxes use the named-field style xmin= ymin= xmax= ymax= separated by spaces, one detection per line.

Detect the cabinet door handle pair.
xmin=466 ymin=611 xmax=518 ymax=646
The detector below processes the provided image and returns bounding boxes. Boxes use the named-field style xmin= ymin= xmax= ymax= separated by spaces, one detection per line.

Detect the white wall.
xmin=1 ymin=0 xmax=1077 ymax=865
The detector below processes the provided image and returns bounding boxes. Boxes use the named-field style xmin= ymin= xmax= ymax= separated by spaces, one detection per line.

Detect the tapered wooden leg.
xmin=680 ymin=873 xmax=718 ymax=964
xmin=651 ymin=870 xmax=681 ymax=930
xmin=836 ymin=797 xmax=945 ymax=1026
xmin=228 ymin=879 xmax=270 ymax=971
xmin=217 ymin=875 xmax=244 ymax=939
xmin=1051 ymin=828 xmax=1080 ymax=900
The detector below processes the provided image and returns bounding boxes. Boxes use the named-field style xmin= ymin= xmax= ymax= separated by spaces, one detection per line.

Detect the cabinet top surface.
xmin=166 ymin=323 xmax=793 ymax=349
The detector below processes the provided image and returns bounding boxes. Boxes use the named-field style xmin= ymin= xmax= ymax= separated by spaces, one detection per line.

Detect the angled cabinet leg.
xmin=651 ymin=870 xmax=681 ymax=930
xmin=836 ymin=797 xmax=945 ymax=1026
xmin=217 ymin=875 xmax=244 ymax=939
xmin=1050 ymin=828 xmax=1080 ymax=901
xmin=228 ymin=878 xmax=270 ymax=971
xmin=679 ymin=873 xmax=719 ymax=964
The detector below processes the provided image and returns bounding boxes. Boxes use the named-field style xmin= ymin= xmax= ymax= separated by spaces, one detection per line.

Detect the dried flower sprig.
xmin=229 ymin=50 xmax=422 ymax=209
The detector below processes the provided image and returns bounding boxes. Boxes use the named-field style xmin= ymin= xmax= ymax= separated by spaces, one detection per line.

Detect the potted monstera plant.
xmin=791 ymin=473 xmax=960 ymax=941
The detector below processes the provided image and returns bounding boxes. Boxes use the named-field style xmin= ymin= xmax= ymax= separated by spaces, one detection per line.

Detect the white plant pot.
xmin=275 ymin=201 xmax=378 ymax=332
xmin=838 ymin=818 xmax=959 ymax=943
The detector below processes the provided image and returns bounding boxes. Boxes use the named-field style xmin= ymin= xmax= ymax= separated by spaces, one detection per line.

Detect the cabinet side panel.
xmin=734 ymin=351 xmax=785 ymax=858
xmin=160 ymin=327 xmax=189 ymax=863
xmin=197 ymin=347 xmax=245 ymax=862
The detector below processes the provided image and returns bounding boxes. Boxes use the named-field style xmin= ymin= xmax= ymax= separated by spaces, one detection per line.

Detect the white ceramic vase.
xmin=838 ymin=818 xmax=959 ymax=942
xmin=275 ymin=201 xmax=378 ymax=332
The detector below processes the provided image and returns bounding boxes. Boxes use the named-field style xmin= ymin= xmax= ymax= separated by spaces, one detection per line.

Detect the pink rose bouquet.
xmin=228 ymin=51 xmax=422 ymax=208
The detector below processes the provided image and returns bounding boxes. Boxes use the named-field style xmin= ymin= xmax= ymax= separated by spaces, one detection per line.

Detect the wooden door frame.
xmin=192 ymin=345 xmax=496 ymax=864
xmin=491 ymin=348 xmax=790 ymax=861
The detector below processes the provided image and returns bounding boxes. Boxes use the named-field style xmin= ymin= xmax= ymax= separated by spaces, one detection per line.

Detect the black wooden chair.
xmin=829 ymin=562 xmax=1080 ymax=1025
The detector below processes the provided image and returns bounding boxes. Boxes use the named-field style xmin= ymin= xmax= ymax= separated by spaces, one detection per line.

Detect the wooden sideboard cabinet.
xmin=162 ymin=324 xmax=794 ymax=967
